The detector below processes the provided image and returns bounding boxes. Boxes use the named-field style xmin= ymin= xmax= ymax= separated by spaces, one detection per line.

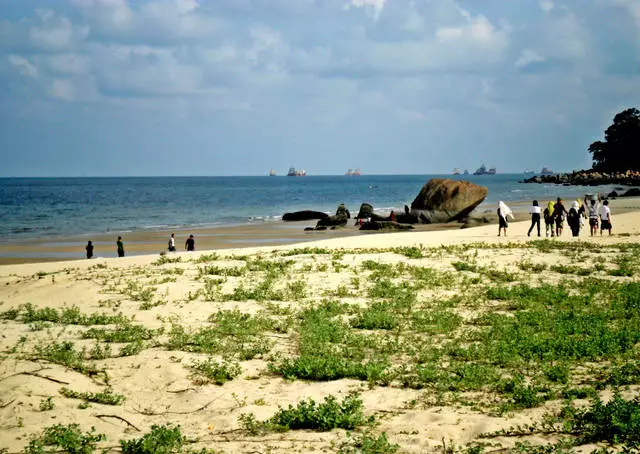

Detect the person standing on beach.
xmin=86 ymin=241 xmax=94 ymax=259
xmin=527 ymin=200 xmax=541 ymax=237
xmin=567 ymin=201 xmax=581 ymax=237
xmin=553 ymin=198 xmax=568 ymax=237
xmin=116 ymin=236 xmax=125 ymax=257
xmin=497 ymin=201 xmax=513 ymax=236
xmin=543 ymin=201 xmax=555 ymax=237
xmin=185 ymin=234 xmax=195 ymax=252
xmin=168 ymin=233 xmax=176 ymax=252
xmin=600 ymin=200 xmax=612 ymax=235
xmin=588 ymin=199 xmax=599 ymax=236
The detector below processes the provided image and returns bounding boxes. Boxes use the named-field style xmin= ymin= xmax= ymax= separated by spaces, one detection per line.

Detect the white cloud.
xmin=47 ymin=54 xmax=91 ymax=75
xmin=436 ymin=13 xmax=506 ymax=45
xmin=613 ymin=0 xmax=640 ymax=30
xmin=28 ymin=9 xmax=89 ymax=51
xmin=345 ymin=0 xmax=386 ymax=20
xmin=539 ymin=0 xmax=555 ymax=13
xmin=8 ymin=55 xmax=38 ymax=78
xmin=49 ymin=78 xmax=76 ymax=100
xmin=544 ymin=13 xmax=589 ymax=60
xmin=70 ymin=0 xmax=133 ymax=29
xmin=515 ymin=49 xmax=545 ymax=69
xmin=436 ymin=27 xmax=464 ymax=41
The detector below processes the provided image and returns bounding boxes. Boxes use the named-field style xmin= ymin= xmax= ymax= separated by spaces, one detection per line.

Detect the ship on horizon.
xmin=287 ymin=167 xmax=307 ymax=176
xmin=345 ymin=168 xmax=361 ymax=176
xmin=269 ymin=169 xmax=276 ymax=176
xmin=540 ymin=166 xmax=554 ymax=176
xmin=473 ymin=164 xmax=497 ymax=175
xmin=453 ymin=168 xmax=461 ymax=175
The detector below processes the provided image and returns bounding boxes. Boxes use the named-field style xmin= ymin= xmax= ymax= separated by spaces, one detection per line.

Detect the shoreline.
xmin=2 ymin=200 xmax=640 ymax=272
xmin=2 ymin=196 xmax=638 ymax=265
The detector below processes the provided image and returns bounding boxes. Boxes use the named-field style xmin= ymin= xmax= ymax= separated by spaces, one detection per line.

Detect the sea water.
xmin=0 ymin=175 xmax=619 ymax=241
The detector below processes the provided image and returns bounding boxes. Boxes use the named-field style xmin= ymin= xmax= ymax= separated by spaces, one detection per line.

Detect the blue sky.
xmin=0 ymin=0 xmax=639 ymax=177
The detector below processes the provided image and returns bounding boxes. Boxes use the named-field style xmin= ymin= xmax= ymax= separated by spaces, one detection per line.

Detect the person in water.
xmin=600 ymin=200 xmax=612 ymax=236
xmin=543 ymin=201 xmax=555 ymax=237
xmin=86 ymin=241 xmax=94 ymax=259
xmin=185 ymin=234 xmax=195 ymax=252
xmin=116 ymin=236 xmax=125 ymax=257
xmin=567 ymin=201 xmax=581 ymax=237
xmin=527 ymin=200 xmax=541 ymax=237
xmin=497 ymin=201 xmax=513 ymax=236
xmin=588 ymin=199 xmax=599 ymax=236
xmin=168 ymin=233 xmax=176 ymax=252
xmin=553 ymin=198 xmax=568 ymax=237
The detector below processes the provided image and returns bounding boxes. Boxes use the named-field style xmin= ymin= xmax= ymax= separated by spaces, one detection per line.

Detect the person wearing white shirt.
xmin=599 ymin=200 xmax=612 ymax=236
xmin=527 ymin=200 xmax=541 ymax=237
xmin=168 ymin=233 xmax=176 ymax=252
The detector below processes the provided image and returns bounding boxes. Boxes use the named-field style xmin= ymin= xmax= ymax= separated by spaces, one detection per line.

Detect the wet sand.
xmin=0 ymin=221 xmax=470 ymax=265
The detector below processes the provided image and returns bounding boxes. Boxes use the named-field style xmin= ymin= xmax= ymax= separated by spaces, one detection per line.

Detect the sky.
xmin=0 ymin=0 xmax=639 ymax=177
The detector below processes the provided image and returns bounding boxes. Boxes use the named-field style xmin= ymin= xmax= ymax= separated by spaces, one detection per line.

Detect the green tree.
xmin=589 ymin=108 xmax=640 ymax=172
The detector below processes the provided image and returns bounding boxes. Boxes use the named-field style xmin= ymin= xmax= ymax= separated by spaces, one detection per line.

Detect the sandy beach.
xmin=1 ymin=204 xmax=639 ymax=453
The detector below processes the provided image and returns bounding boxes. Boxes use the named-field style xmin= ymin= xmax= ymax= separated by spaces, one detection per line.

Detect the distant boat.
xmin=345 ymin=168 xmax=361 ymax=176
xmin=453 ymin=168 xmax=461 ymax=175
xmin=269 ymin=169 xmax=276 ymax=177
xmin=541 ymin=166 xmax=554 ymax=176
xmin=463 ymin=169 xmax=469 ymax=175
xmin=473 ymin=164 xmax=497 ymax=175
xmin=287 ymin=167 xmax=307 ymax=176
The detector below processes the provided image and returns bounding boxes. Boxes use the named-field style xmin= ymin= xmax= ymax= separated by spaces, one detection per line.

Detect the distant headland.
xmin=523 ymin=107 xmax=640 ymax=187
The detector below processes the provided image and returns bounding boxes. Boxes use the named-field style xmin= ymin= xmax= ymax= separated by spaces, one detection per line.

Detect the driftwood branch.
xmin=0 ymin=366 xmax=70 ymax=385
xmin=22 ymin=371 xmax=70 ymax=385
xmin=133 ymin=397 xmax=219 ymax=416
xmin=0 ymin=366 xmax=50 ymax=382
xmin=166 ymin=388 xmax=196 ymax=394
xmin=95 ymin=414 xmax=141 ymax=432
xmin=0 ymin=399 xmax=16 ymax=409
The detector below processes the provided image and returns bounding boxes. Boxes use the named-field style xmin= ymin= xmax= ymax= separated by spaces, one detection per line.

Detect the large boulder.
xmin=315 ymin=216 xmax=348 ymax=228
xmin=315 ymin=203 xmax=351 ymax=229
xmin=335 ymin=203 xmax=351 ymax=219
xmin=410 ymin=179 xmax=488 ymax=223
xmin=282 ymin=210 xmax=329 ymax=222
xmin=356 ymin=203 xmax=374 ymax=219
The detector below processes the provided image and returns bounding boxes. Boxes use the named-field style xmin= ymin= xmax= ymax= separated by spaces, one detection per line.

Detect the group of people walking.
xmin=85 ymin=233 xmax=197 ymax=259
xmin=169 ymin=233 xmax=196 ymax=252
xmin=498 ymin=197 xmax=613 ymax=238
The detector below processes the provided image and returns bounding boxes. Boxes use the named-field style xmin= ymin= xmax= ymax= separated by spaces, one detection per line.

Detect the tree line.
xmin=589 ymin=107 xmax=640 ymax=172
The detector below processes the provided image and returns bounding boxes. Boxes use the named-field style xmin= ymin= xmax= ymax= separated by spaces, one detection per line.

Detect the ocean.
xmin=0 ymin=175 xmax=619 ymax=242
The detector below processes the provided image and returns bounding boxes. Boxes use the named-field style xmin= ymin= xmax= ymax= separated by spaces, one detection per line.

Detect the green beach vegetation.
xmin=1 ymin=240 xmax=640 ymax=452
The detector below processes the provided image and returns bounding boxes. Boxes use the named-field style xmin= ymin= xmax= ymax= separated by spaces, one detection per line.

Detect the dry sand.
xmin=1 ymin=206 xmax=639 ymax=453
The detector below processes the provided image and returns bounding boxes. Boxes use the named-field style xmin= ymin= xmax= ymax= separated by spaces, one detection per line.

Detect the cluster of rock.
xmin=523 ymin=170 xmax=640 ymax=186
xmin=606 ymin=188 xmax=640 ymax=199
xmin=282 ymin=179 xmax=490 ymax=232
